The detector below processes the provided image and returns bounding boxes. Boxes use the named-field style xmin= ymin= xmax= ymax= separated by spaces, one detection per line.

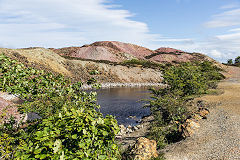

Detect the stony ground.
xmin=163 ymin=66 xmax=240 ymax=160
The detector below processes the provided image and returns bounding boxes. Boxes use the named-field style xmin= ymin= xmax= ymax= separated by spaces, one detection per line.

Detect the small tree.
xmin=227 ymin=59 xmax=233 ymax=65
xmin=235 ymin=56 xmax=240 ymax=66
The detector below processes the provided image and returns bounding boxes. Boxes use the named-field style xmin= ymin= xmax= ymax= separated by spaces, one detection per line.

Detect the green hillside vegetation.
xmin=0 ymin=54 xmax=120 ymax=159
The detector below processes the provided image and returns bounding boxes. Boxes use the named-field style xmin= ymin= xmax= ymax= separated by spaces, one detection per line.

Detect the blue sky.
xmin=0 ymin=0 xmax=240 ymax=62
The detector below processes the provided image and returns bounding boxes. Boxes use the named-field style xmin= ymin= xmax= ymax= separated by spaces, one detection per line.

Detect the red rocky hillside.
xmin=54 ymin=41 xmax=207 ymax=64
xmin=54 ymin=41 xmax=154 ymax=62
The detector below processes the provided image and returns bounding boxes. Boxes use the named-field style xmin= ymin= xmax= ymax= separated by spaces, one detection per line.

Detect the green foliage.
xmin=225 ymin=56 xmax=240 ymax=67
xmin=15 ymin=106 xmax=119 ymax=160
xmin=147 ymin=61 xmax=225 ymax=148
xmin=89 ymin=70 xmax=100 ymax=75
xmin=235 ymin=56 xmax=240 ymax=66
xmin=227 ymin=59 xmax=233 ymax=65
xmin=121 ymin=59 xmax=165 ymax=69
xmin=162 ymin=61 xmax=224 ymax=97
xmin=0 ymin=54 xmax=120 ymax=159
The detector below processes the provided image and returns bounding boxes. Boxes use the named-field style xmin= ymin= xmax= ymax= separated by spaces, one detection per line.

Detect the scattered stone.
xmin=199 ymin=108 xmax=210 ymax=119
xmin=118 ymin=124 xmax=127 ymax=136
xmin=133 ymin=126 xmax=139 ymax=131
xmin=136 ymin=124 xmax=143 ymax=129
xmin=192 ymin=113 xmax=203 ymax=120
xmin=128 ymin=115 xmax=139 ymax=121
xmin=129 ymin=137 xmax=158 ymax=160
xmin=180 ymin=119 xmax=200 ymax=138
xmin=126 ymin=127 xmax=133 ymax=133
xmin=127 ymin=125 xmax=132 ymax=129
xmin=197 ymin=100 xmax=207 ymax=108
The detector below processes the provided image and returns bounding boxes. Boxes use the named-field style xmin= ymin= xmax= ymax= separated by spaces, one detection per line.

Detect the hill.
xmin=0 ymin=41 xmax=223 ymax=84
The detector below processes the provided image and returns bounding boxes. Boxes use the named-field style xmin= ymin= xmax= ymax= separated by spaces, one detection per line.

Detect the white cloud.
xmin=220 ymin=3 xmax=239 ymax=10
xmin=153 ymin=38 xmax=193 ymax=43
xmin=229 ymin=28 xmax=240 ymax=32
xmin=194 ymin=30 xmax=240 ymax=61
xmin=209 ymin=50 xmax=223 ymax=58
xmin=0 ymin=0 xmax=158 ymax=48
xmin=205 ymin=8 xmax=240 ymax=28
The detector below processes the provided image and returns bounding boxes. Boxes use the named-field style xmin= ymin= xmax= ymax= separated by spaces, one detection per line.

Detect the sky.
xmin=0 ymin=0 xmax=240 ymax=62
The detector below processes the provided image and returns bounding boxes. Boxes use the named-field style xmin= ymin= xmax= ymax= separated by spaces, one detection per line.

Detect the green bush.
xmin=0 ymin=54 xmax=120 ymax=159
xmin=147 ymin=61 xmax=225 ymax=148
xmin=121 ymin=59 xmax=164 ymax=69
xmin=15 ymin=106 xmax=119 ymax=160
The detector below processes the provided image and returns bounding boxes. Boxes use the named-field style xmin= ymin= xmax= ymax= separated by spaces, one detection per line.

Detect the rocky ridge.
xmin=53 ymin=41 xmax=214 ymax=64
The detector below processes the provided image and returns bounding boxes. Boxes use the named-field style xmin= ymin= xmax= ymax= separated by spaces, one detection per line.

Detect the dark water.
xmin=96 ymin=87 xmax=151 ymax=126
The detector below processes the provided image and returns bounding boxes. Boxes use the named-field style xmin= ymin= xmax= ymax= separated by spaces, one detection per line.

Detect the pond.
xmin=96 ymin=87 xmax=152 ymax=126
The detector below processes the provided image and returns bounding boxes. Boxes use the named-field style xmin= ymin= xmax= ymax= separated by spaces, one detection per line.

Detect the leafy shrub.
xmin=235 ymin=56 xmax=240 ymax=66
xmin=227 ymin=59 xmax=233 ymax=65
xmin=225 ymin=56 xmax=240 ymax=67
xmin=147 ymin=91 xmax=187 ymax=148
xmin=15 ymin=106 xmax=119 ymax=160
xmin=147 ymin=61 xmax=225 ymax=148
xmin=0 ymin=54 xmax=120 ymax=159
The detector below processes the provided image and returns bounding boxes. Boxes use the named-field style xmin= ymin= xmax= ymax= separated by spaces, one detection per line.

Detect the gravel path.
xmin=163 ymin=66 xmax=240 ymax=160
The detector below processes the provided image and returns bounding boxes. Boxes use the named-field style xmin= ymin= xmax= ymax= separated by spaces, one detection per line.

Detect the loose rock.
xmin=180 ymin=119 xmax=200 ymax=138
xmin=199 ymin=108 xmax=210 ymax=119
xmin=129 ymin=137 xmax=158 ymax=160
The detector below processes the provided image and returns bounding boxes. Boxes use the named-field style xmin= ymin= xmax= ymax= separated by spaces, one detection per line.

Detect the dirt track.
xmin=163 ymin=66 xmax=240 ymax=160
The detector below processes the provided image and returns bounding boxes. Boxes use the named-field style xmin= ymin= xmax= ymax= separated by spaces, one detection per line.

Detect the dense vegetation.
xmin=121 ymin=59 xmax=166 ymax=69
xmin=0 ymin=54 xmax=120 ymax=159
xmin=147 ymin=61 xmax=225 ymax=149
xmin=226 ymin=56 xmax=240 ymax=67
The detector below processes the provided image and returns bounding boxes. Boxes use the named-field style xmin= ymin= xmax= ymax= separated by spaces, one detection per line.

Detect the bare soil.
xmin=163 ymin=66 xmax=240 ymax=160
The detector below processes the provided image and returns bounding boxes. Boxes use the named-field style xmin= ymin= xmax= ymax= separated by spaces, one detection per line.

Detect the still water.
xmin=96 ymin=87 xmax=152 ymax=126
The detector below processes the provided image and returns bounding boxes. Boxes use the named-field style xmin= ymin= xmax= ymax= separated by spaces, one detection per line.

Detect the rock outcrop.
xmin=54 ymin=41 xmax=154 ymax=62
xmin=129 ymin=137 xmax=158 ymax=160
xmin=91 ymin=41 xmax=154 ymax=59
xmin=145 ymin=47 xmax=195 ymax=63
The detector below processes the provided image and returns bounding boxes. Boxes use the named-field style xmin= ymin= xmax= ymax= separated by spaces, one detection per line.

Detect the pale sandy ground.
xmin=163 ymin=66 xmax=240 ymax=160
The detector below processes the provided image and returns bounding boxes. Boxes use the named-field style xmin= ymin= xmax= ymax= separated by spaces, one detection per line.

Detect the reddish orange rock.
xmin=130 ymin=137 xmax=158 ymax=160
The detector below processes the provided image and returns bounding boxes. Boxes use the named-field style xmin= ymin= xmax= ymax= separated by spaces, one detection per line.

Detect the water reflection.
xmin=96 ymin=87 xmax=151 ymax=126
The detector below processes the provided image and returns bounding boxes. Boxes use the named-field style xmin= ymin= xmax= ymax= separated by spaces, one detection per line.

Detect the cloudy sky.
xmin=0 ymin=0 xmax=240 ymax=62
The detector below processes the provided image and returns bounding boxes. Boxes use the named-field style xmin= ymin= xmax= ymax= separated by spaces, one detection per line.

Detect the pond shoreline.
xmin=81 ymin=82 xmax=165 ymax=90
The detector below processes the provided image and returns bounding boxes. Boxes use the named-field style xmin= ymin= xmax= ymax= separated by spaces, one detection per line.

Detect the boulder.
xmin=180 ymin=119 xmax=200 ymax=138
xmin=199 ymin=108 xmax=209 ymax=119
xmin=23 ymin=112 xmax=42 ymax=122
xmin=129 ymin=137 xmax=158 ymax=160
